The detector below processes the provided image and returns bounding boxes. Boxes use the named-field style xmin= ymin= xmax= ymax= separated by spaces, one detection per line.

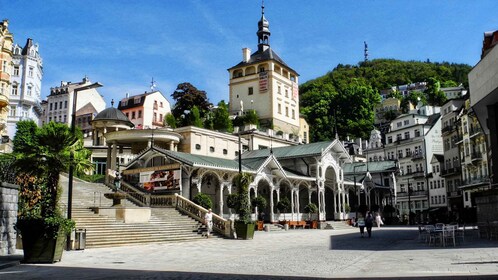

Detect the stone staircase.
xmin=327 ymin=221 xmax=354 ymax=230
xmin=59 ymin=176 xmax=210 ymax=248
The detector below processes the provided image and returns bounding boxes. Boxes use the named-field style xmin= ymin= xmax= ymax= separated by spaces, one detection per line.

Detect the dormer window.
xmin=134 ymin=97 xmax=141 ymax=104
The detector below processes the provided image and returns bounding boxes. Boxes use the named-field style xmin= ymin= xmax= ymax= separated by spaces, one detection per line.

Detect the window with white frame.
xmin=11 ymin=84 xmax=18 ymax=95
xmin=28 ymin=67 xmax=34 ymax=77
xmin=9 ymin=106 xmax=16 ymax=117
xmin=13 ymin=66 xmax=19 ymax=76
xmin=27 ymin=86 xmax=32 ymax=96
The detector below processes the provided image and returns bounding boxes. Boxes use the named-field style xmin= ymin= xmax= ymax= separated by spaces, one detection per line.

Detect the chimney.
xmin=242 ymin=48 xmax=251 ymax=62
xmin=126 ymin=93 xmax=129 ymax=98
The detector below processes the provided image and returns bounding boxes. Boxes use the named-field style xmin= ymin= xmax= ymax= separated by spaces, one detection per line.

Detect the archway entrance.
xmin=324 ymin=166 xmax=337 ymax=220
xmin=257 ymin=180 xmax=271 ymax=222
xmin=200 ymin=172 xmax=220 ymax=214
xmin=325 ymin=187 xmax=335 ymax=220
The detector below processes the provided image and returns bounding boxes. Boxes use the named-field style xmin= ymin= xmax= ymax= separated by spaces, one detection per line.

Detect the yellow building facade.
xmin=0 ymin=20 xmax=12 ymax=152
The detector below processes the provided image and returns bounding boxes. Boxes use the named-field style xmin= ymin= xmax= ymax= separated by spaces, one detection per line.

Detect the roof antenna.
xmin=270 ymin=129 xmax=273 ymax=155
xmin=334 ymin=107 xmax=339 ymax=140
xmin=364 ymin=41 xmax=369 ymax=62
xmin=150 ymin=77 xmax=156 ymax=91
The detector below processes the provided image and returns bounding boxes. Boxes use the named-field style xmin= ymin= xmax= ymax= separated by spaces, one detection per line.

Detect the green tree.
xmin=165 ymin=113 xmax=177 ymax=128
xmin=212 ymin=100 xmax=233 ymax=132
xmin=171 ymin=82 xmax=211 ymax=126
xmin=243 ymin=109 xmax=259 ymax=126
xmin=13 ymin=120 xmax=38 ymax=154
xmin=425 ymin=77 xmax=447 ymax=106
xmin=190 ymin=106 xmax=203 ymax=128
xmin=11 ymin=121 xmax=90 ymax=218
xmin=300 ymin=59 xmax=472 ymax=141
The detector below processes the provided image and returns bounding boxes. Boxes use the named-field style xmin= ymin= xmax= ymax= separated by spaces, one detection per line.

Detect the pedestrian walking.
xmin=357 ymin=216 xmax=366 ymax=237
xmin=204 ymin=208 xmax=213 ymax=238
xmin=365 ymin=212 xmax=374 ymax=238
xmin=375 ymin=212 xmax=384 ymax=228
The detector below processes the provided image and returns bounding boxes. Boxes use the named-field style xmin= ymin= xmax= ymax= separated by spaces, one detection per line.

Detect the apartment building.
xmin=117 ymin=91 xmax=171 ymax=129
xmin=9 ymin=38 xmax=43 ymax=139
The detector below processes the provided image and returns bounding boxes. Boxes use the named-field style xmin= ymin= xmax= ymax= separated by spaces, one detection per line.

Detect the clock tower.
xmin=228 ymin=3 xmax=300 ymax=135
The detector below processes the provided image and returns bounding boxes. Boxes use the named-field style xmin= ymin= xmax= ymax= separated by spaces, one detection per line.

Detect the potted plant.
xmin=304 ymin=202 xmax=318 ymax=229
xmin=251 ymin=195 xmax=267 ymax=230
xmin=276 ymin=197 xmax=290 ymax=223
xmin=9 ymin=121 xmax=91 ymax=263
xmin=193 ymin=192 xmax=213 ymax=210
xmin=229 ymin=173 xmax=255 ymax=239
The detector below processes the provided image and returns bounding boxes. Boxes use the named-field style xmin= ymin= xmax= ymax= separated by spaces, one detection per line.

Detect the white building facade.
xmin=383 ymin=109 xmax=442 ymax=223
xmin=9 ymin=38 xmax=43 ymax=139
xmin=42 ymin=77 xmax=106 ymax=126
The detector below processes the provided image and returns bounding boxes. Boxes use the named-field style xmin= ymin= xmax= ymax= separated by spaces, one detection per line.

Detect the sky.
xmin=2 ymin=0 xmax=498 ymax=107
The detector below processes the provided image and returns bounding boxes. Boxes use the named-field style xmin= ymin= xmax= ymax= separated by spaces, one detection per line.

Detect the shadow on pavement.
xmin=2 ymin=266 xmax=498 ymax=280
xmin=330 ymin=227 xmax=498 ymax=251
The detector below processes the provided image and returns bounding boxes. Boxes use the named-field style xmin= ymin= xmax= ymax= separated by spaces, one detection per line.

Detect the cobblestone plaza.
xmin=1 ymin=226 xmax=497 ymax=279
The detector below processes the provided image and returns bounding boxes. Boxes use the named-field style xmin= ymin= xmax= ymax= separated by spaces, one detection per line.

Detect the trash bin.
xmin=74 ymin=229 xmax=86 ymax=250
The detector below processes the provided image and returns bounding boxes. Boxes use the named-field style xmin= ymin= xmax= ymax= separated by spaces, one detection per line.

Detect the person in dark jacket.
xmin=365 ymin=211 xmax=374 ymax=238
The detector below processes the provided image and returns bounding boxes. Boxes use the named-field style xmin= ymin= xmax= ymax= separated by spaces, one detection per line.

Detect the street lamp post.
xmin=406 ymin=178 xmax=412 ymax=225
xmin=353 ymin=163 xmax=366 ymax=220
xmin=238 ymin=131 xmax=242 ymax=174
xmin=67 ymin=82 xmax=103 ymax=223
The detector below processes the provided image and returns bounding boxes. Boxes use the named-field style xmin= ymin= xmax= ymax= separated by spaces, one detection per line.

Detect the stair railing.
xmin=119 ymin=181 xmax=177 ymax=208
xmin=175 ymin=194 xmax=232 ymax=238
xmin=93 ymin=191 xmax=103 ymax=207
xmin=119 ymin=181 xmax=151 ymax=206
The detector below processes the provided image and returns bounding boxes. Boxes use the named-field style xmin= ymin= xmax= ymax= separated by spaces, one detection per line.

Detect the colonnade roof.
xmin=343 ymin=161 xmax=398 ymax=174
xmin=242 ymin=140 xmax=344 ymax=160
xmin=128 ymin=145 xmax=315 ymax=181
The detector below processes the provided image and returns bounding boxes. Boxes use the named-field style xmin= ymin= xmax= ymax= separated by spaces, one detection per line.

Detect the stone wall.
xmin=0 ymin=182 xmax=19 ymax=255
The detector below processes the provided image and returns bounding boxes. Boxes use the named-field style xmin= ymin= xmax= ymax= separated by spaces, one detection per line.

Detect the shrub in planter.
xmin=193 ymin=192 xmax=213 ymax=210
xmin=230 ymin=173 xmax=255 ymax=239
xmin=251 ymin=195 xmax=267 ymax=210
xmin=7 ymin=121 xmax=92 ymax=263
xmin=276 ymin=197 xmax=290 ymax=220
xmin=304 ymin=202 xmax=318 ymax=221
xmin=252 ymin=196 xmax=267 ymax=221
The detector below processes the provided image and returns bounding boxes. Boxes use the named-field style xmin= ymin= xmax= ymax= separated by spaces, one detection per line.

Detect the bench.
xmin=289 ymin=221 xmax=307 ymax=229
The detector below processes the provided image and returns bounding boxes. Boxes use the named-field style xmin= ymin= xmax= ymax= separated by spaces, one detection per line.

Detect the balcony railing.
xmin=471 ymin=151 xmax=483 ymax=161
xmin=397 ymin=190 xmax=428 ymax=198
xmin=412 ymin=152 xmax=424 ymax=160
xmin=441 ymin=166 xmax=462 ymax=177
xmin=469 ymin=127 xmax=482 ymax=137
xmin=442 ymin=125 xmax=455 ymax=134
xmin=461 ymin=176 xmax=490 ymax=186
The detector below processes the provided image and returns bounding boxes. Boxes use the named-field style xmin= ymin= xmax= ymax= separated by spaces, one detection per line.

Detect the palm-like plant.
xmin=11 ymin=121 xmax=91 ymax=224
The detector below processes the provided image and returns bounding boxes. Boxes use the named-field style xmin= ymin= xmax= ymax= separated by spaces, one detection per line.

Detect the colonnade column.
xmin=105 ymin=143 xmax=112 ymax=184
xmin=333 ymin=191 xmax=338 ymax=217
xmin=111 ymin=142 xmax=117 ymax=171
xmin=270 ymin=187 xmax=274 ymax=222
xmin=218 ymin=184 xmax=224 ymax=216
xmin=290 ymin=189 xmax=295 ymax=221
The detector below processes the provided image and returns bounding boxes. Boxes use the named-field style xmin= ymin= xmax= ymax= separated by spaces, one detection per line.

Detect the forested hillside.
xmin=299 ymin=59 xmax=472 ymax=142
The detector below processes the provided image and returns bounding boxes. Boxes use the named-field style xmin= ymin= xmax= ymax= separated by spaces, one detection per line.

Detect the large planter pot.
xmin=17 ymin=220 xmax=67 ymax=263
xmin=234 ymin=221 xmax=255 ymax=240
